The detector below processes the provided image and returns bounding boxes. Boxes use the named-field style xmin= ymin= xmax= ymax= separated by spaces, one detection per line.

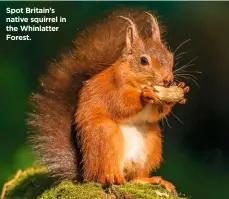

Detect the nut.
xmin=153 ymin=85 xmax=184 ymax=103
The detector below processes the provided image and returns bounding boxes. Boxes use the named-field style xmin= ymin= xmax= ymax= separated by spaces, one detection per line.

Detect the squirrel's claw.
xmin=106 ymin=174 xmax=115 ymax=184
xmin=183 ymin=86 xmax=190 ymax=93
xmin=173 ymin=190 xmax=178 ymax=197
xmin=172 ymin=81 xmax=190 ymax=93
xmin=178 ymin=82 xmax=186 ymax=88
xmin=178 ymin=82 xmax=190 ymax=93
xmin=101 ymin=174 xmax=126 ymax=188
xmin=114 ymin=175 xmax=126 ymax=185
xmin=177 ymin=81 xmax=189 ymax=103
xmin=159 ymin=178 xmax=176 ymax=194
xmin=179 ymin=98 xmax=187 ymax=104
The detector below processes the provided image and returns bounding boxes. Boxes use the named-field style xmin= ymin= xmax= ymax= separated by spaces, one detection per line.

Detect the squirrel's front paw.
xmin=141 ymin=86 xmax=160 ymax=104
xmin=177 ymin=82 xmax=190 ymax=104
xmin=98 ymin=174 xmax=126 ymax=188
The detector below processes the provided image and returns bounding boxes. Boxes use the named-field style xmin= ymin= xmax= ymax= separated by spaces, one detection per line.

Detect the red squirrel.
xmin=28 ymin=9 xmax=189 ymax=195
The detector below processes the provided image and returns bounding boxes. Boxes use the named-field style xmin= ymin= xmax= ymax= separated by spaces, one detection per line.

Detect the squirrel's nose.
xmin=163 ymin=80 xmax=170 ymax=87
xmin=163 ymin=74 xmax=173 ymax=87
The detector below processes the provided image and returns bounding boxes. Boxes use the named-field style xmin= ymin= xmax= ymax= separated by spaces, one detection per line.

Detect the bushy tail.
xmin=28 ymin=68 xmax=81 ymax=180
xmin=27 ymin=8 xmax=158 ymax=180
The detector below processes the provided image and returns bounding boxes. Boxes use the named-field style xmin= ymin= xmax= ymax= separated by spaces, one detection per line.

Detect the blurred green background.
xmin=1 ymin=1 xmax=229 ymax=199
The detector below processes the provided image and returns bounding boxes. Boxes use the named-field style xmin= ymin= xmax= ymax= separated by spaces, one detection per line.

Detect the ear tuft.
xmin=145 ymin=12 xmax=161 ymax=43
xmin=118 ymin=16 xmax=140 ymax=54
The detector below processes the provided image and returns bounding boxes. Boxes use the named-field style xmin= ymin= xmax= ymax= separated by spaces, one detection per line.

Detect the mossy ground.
xmin=3 ymin=167 xmax=188 ymax=199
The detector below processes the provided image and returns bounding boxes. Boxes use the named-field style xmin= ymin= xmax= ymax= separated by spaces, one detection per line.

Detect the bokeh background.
xmin=1 ymin=1 xmax=229 ymax=199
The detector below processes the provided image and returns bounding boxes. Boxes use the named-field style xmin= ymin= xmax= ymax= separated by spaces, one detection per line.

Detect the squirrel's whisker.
xmin=175 ymin=74 xmax=198 ymax=81
xmin=176 ymin=70 xmax=202 ymax=74
xmin=176 ymin=75 xmax=200 ymax=88
xmin=161 ymin=117 xmax=165 ymax=130
xmin=173 ymin=39 xmax=191 ymax=55
xmin=164 ymin=116 xmax=171 ymax=128
xmin=174 ymin=77 xmax=183 ymax=83
xmin=174 ymin=56 xmax=198 ymax=73
xmin=174 ymin=63 xmax=195 ymax=73
xmin=175 ymin=51 xmax=188 ymax=60
xmin=175 ymin=56 xmax=183 ymax=61
xmin=170 ymin=111 xmax=184 ymax=124
xmin=175 ymin=73 xmax=198 ymax=80
xmin=174 ymin=61 xmax=179 ymax=67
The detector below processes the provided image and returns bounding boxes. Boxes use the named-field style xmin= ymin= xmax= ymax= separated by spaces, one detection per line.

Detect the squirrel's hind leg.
xmin=132 ymin=124 xmax=177 ymax=195
xmin=79 ymin=119 xmax=126 ymax=186
xmin=133 ymin=176 xmax=177 ymax=195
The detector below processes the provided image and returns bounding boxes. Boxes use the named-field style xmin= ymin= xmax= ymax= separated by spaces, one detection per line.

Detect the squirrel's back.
xmin=27 ymin=8 xmax=163 ymax=180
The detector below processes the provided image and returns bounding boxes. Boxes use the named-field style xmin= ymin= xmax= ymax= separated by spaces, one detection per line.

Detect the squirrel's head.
xmin=120 ymin=12 xmax=174 ymax=87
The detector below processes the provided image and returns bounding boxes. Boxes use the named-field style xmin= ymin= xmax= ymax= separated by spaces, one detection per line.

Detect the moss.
xmin=39 ymin=181 xmax=105 ymax=199
xmin=119 ymin=183 xmax=187 ymax=199
xmin=3 ymin=167 xmax=188 ymax=199
xmin=3 ymin=166 xmax=54 ymax=199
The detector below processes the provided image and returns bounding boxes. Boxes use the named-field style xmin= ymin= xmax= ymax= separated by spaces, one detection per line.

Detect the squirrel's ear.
xmin=145 ymin=12 xmax=161 ymax=43
xmin=125 ymin=26 xmax=137 ymax=53
xmin=119 ymin=16 xmax=140 ymax=54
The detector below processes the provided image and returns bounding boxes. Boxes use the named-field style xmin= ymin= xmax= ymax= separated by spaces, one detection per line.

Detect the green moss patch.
xmin=3 ymin=167 xmax=188 ymax=199
xmin=3 ymin=167 xmax=54 ymax=199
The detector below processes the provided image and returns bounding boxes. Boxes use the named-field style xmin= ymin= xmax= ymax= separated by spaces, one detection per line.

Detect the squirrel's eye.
xmin=140 ymin=56 xmax=149 ymax=65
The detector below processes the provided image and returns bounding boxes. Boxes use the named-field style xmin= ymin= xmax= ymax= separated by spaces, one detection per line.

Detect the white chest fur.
xmin=120 ymin=104 xmax=153 ymax=170
xmin=120 ymin=124 xmax=147 ymax=165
